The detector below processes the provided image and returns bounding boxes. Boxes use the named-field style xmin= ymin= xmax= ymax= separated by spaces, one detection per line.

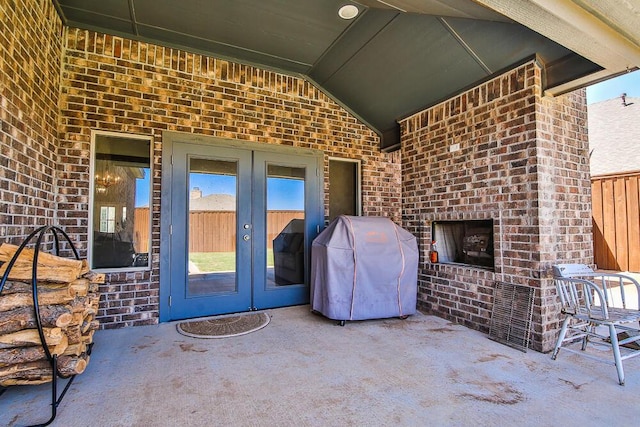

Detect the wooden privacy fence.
xmin=592 ymin=172 xmax=640 ymax=272
xmin=133 ymin=207 xmax=150 ymax=253
xmin=134 ymin=209 xmax=304 ymax=253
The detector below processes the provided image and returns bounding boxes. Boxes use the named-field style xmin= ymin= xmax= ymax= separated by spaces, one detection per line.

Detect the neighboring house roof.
xmin=189 ymin=194 xmax=236 ymax=211
xmin=588 ymin=96 xmax=640 ymax=177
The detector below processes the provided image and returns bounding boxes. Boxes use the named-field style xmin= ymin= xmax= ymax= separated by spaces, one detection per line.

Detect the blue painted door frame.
xmin=160 ymin=133 xmax=322 ymax=321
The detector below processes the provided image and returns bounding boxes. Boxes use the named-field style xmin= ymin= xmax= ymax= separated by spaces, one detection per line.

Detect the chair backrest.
xmin=553 ymin=264 xmax=607 ymax=318
xmin=553 ymin=276 xmax=609 ymax=319
xmin=552 ymin=264 xmax=594 ymax=278
xmin=553 ymin=263 xmax=640 ymax=310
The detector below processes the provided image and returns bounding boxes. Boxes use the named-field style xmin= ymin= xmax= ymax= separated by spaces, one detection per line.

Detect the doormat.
xmin=176 ymin=312 xmax=270 ymax=339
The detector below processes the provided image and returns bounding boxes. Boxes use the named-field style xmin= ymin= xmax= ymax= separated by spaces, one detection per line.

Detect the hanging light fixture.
xmin=94 ymin=169 xmax=121 ymax=193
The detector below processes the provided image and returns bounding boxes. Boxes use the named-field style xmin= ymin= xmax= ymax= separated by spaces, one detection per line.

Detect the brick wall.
xmin=400 ymin=60 xmax=591 ymax=352
xmin=2 ymin=1 xmax=592 ymax=345
xmin=58 ymin=28 xmax=401 ymax=328
xmin=0 ymin=0 xmax=62 ymax=241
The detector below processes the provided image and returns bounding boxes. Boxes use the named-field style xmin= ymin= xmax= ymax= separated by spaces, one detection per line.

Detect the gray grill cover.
xmin=311 ymin=215 xmax=418 ymax=321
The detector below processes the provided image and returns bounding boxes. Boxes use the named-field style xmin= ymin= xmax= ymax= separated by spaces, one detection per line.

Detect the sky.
xmin=190 ymin=174 xmax=304 ymax=210
xmin=135 ymin=171 xmax=304 ymax=210
xmin=586 ymin=69 xmax=640 ymax=104
xmin=135 ymin=172 xmax=150 ymax=207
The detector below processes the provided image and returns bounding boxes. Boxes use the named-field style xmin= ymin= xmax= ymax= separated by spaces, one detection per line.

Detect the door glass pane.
xmin=267 ymin=164 xmax=305 ymax=288
xmin=187 ymin=158 xmax=238 ymax=296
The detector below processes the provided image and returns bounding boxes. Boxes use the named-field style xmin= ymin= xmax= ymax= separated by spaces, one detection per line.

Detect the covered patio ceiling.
xmin=52 ymin=0 xmax=640 ymax=151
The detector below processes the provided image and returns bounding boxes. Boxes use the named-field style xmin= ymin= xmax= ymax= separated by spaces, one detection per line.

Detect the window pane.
xmin=99 ymin=206 xmax=116 ymax=233
xmin=329 ymin=159 xmax=359 ymax=221
xmin=268 ymin=164 xmax=305 ymax=288
xmin=91 ymin=133 xmax=151 ymax=269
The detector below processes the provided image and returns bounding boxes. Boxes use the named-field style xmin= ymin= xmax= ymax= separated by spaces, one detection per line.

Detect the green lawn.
xmin=190 ymin=249 xmax=274 ymax=272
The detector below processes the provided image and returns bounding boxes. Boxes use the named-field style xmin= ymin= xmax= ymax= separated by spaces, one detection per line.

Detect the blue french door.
xmin=165 ymin=140 xmax=321 ymax=320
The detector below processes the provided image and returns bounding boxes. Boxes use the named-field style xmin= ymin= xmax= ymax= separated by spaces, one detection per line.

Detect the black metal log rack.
xmin=0 ymin=225 xmax=90 ymax=427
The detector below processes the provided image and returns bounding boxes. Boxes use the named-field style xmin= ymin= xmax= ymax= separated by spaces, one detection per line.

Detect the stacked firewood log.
xmin=0 ymin=243 xmax=103 ymax=386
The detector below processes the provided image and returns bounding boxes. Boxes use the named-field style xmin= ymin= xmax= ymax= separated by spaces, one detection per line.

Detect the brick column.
xmin=535 ymin=89 xmax=592 ymax=350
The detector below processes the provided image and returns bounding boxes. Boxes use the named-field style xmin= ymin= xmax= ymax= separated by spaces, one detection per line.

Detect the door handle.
xmin=243 ymin=234 xmax=251 ymax=241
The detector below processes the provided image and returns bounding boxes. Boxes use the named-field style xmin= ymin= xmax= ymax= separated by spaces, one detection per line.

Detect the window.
xmin=328 ymin=158 xmax=361 ymax=221
xmin=90 ymin=131 xmax=152 ymax=270
xmin=99 ymin=206 xmax=116 ymax=233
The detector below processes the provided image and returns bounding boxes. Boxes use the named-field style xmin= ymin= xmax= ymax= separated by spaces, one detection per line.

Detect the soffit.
xmin=473 ymin=0 xmax=640 ymax=95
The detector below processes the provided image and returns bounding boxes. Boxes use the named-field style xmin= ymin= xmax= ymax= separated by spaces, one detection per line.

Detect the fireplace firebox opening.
xmin=431 ymin=219 xmax=494 ymax=270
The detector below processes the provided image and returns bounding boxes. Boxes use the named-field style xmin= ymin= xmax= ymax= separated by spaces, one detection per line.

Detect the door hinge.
xmin=170 ymin=154 xmax=173 ymax=165
xmin=169 ymin=224 xmax=173 ymax=235
xmin=317 ymin=225 xmax=320 ymax=233
xmin=169 ymin=295 xmax=172 ymax=306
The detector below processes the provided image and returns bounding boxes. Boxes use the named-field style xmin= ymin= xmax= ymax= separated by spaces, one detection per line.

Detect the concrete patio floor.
xmin=2 ymin=305 xmax=640 ymax=426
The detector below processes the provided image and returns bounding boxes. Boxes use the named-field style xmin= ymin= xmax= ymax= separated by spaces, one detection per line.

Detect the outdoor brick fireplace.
xmin=400 ymin=59 xmax=593 ymax=352
xmin=432 ymin=218 xmax=495 ymax=269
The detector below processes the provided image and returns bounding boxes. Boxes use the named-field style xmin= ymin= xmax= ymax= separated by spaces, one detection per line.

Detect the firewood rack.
xmin=0 ymin=225 xmax=91 ymax=427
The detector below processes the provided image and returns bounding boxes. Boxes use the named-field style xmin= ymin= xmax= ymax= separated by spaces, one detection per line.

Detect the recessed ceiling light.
xmin=338 ymin=4 xmax=359 ymax=20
